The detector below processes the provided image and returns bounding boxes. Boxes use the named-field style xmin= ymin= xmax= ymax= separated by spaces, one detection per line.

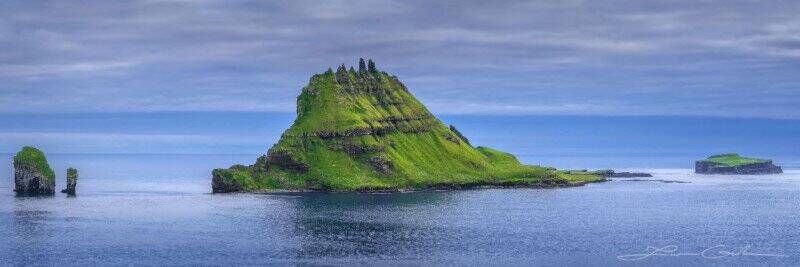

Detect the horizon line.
xmin=0 ymin=111 xmax=798 ymax=121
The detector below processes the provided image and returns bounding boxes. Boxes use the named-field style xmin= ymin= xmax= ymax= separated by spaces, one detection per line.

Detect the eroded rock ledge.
xmin=695 ymin=160 xmax=782 ymax=174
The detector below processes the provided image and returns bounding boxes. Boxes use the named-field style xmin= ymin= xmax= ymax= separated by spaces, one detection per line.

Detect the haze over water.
xmin=1 ymin=112 xmax=797 ymax=166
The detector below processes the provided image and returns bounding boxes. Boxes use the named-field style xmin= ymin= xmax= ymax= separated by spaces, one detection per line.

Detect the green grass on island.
xmin=14 ymin=146 xmax=55 ymax=181
xmin=701 ymin=153 xmax=769 ymax=167
xmin=213 ymin=59 xmax=602 ymax=191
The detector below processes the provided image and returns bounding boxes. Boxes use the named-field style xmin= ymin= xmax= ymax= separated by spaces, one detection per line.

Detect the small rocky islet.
xmin=13 ymin=146 xmax=56 ymax=195
xmin=12 ymin=146 xmax=78 ymax=196
xmin=695 ymin=153 xmax=782 ymax=175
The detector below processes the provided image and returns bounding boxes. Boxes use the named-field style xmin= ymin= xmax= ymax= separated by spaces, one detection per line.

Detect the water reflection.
xmin=2 ymin=170 xmax=800 ymax=265
xmin=7 ymin=197 xmax=55 ymax=265
xmin=292 ymin=191 xmax=454 ymax=209
xmin=288 ymin=192 xmax=458 ymax=260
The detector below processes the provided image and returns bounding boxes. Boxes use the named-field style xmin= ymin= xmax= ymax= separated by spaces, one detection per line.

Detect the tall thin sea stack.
xmin=62 ymin=167 xmax=78 ymax=195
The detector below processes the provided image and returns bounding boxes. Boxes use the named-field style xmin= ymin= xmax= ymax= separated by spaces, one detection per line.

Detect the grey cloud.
xmin=0 ymin=0 xmax=799 ymax=118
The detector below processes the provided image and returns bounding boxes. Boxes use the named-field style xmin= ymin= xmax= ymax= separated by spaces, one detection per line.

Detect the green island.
xmin=15 ymin=146 xmax=55 ymax=182
xmin=212 ymin=59 xmax=602 ymax=192
xmin=695 ymin=153 xmax=782 ymax=175
xmin=13 ymin=146 xmax=56 ymax=194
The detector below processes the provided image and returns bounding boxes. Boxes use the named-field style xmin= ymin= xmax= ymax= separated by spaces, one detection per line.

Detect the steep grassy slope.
xmin=212 ymin=60 xmax=600 ymax=192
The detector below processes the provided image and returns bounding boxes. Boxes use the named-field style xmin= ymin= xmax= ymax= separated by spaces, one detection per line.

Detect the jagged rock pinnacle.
xmin=368 ymin=59 xmax=376 ymax=73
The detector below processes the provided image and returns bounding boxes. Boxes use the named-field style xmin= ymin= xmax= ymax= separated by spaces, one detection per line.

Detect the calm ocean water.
xmin=0 ymin=154 xmax=799 ymax=266
xmin=1 ymin=114 xmax=799 ymax=265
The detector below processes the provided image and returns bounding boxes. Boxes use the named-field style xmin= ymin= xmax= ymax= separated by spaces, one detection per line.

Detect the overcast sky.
xmin=1 ymin=0 xmax=799 ymax=118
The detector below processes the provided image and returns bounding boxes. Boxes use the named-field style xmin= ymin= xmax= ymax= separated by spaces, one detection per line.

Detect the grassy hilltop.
xmin=212 ymin=59 xmax=600 ymax=192
xmin=14 ymin=146 xmax=55 ymax=182
xmin=699 ymin=153 xmax=769 ymax=166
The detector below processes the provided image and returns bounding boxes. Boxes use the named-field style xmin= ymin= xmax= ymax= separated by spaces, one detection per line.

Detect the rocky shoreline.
xmin=224 ymin=178 xmax=612 ymax=194
xmin=597 ymin=170 xmax=653 ymax=178
xmin=695 ymin=161 xmax=782 ymax=174
xmin=566 ymin=169 xmax=653 ymax=178
xmin=213 ymin=166 xmax=657 ymax=194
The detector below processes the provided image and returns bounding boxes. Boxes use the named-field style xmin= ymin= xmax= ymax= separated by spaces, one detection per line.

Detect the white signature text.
xmin=618 ymin=245 xmax=788 ymax=261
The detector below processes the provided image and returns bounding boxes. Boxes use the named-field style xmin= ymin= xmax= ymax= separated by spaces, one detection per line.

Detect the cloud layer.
xmin=1 ymin=0 xmax=799 ymax=118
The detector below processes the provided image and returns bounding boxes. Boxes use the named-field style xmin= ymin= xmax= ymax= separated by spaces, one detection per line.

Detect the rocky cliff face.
xmin=212 ymin=59 xmax=600 ymax=192
xmin=212 ymin=167 xmax=245 ymax=193
xmin=14 ymin=146 xmax=56 ymax=195
xmin=695 ymin=160 xmax=782 ymax=174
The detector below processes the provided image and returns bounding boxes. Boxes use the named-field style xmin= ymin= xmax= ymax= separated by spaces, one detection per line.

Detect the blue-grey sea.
xmin=0 ymin=154 xmax=799 ymax=266
xmin=1 ymin=114 xmax=799 ymax=266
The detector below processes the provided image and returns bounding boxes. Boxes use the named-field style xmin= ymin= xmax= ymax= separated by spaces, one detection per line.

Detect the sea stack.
xmin=695 ymin=153 xmax=782 ymax=175
xmin=61 ymin=167 xmax=78 ymax=195
xmin=13 ymin=146 xmax=56 ymax=195
xmin=211 ymin=59 xmax=601 ymax=192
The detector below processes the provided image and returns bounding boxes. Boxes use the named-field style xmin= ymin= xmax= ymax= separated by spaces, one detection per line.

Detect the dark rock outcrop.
xmin=367 ymin=59 xmax=377 ymax=73
xmin=266 ymin=149 xmax=309 ymax=172
xmin=608 ymin=172 xmax=653 ymax=178
xmin=358 ymin=58 xmax=367 ymax=74
xmin=335 ymin=64 xmax=349 ymax=84
xmin=61 ymin=167 xmax=78 ymax=195
xmin=212 ymin=168 xmax=244 ymax=193
xmin=13 ymin=147 xmax=56 ymax=195
xmin=14 ymin=163 xmax=55 ymax=195
xmin=367 ymin=157 xmax=394 ymax=175
xmin=311 ymin=117 xmax=436 ymax=139
xmin=449 ymin=125 xmax=471 ymax=146
xmin=584 ymin=169 xmax=652 ymax=178
xmin=443 ymin=133 xmax=460 ymax=144
xmin=253 ymin=155 xmax=269 ymax=173
xmin=329 ymin=142 xmax=385 ymax=154
xmin=695 ymin=160 xmax=782 ymax=175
